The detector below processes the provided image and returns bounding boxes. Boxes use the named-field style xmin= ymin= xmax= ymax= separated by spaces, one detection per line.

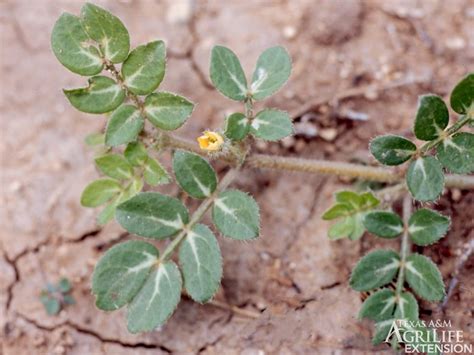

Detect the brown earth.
xmin=1 ymin=0 xmax=473 ymax=354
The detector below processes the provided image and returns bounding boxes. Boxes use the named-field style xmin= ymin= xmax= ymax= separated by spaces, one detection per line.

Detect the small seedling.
xmin=51 ymin=2 xmax=474 ymax=348
xmin=40 ymin=278 xmax=75 ymax=315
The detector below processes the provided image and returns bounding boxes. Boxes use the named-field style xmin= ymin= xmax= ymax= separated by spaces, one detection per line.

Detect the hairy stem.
xmin=104 ymin=62 xmax=474 ymax=191
xmin=395 ymin=195 xmax=412 ymax=296
xmin=161 ymin=134 xmax=474 ymax=189
xmin=159 ymin=168 xmax=239 ymax=262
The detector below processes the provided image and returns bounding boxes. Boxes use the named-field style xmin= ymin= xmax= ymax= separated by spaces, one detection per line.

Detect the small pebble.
xmin=283 ymin=25 xmax=297 ymax=39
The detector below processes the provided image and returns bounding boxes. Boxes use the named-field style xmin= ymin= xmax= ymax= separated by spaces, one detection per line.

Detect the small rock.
xmin=445 ymin=37 xmax=466 ymax=50
xmin=451 ymin=189 xmax=461 ymax=201
xmin=283 ymin=25 xmax=297 ymax=39
xmin=166 ymin=0 xmax=193 ymax=24
xmin=319 ymin=128 xmax=338 ymax=141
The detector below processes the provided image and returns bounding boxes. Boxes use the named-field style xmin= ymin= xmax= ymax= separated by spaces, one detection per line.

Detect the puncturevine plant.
xmin=51 ymin=2 xmax=474 ymax=349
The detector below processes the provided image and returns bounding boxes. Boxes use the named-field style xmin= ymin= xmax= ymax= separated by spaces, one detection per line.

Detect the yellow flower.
xmin=197 ymin=131 xmax=224 ymax=151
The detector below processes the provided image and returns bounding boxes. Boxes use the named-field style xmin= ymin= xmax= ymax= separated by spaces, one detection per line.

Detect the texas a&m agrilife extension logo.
xmin=385 ymin=319 xmax=472 ymax=354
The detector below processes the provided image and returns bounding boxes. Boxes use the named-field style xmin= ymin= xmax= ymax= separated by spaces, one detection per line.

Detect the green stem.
xmin=395 ymin=195 xmax=412 ymax=297
xmin=159 ymin=168 xmax=239 ymax=262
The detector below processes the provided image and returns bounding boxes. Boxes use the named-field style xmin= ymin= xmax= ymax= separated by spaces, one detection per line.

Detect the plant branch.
xmin=395 ymin=195 xmax=412 ymax=297
xmin=160 ymin=133 xmax=474 ymax=189
xmin=159 ymin=168 xmax=239 ymax=262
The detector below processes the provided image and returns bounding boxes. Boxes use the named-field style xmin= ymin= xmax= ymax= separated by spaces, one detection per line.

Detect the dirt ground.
xmin=1 ymin=0 xmax=473 ymax=354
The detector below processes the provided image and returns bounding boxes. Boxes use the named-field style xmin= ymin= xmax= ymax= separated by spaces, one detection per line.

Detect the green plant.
xmin=40 ymin=278 xmax=75 ymax=315
xmin=51 ymin=1 xmax=474 ymax=344
xmin=323 ymin=73 xmax=473 ymax=351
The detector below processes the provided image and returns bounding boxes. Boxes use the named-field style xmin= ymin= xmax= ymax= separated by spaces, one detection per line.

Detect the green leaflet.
xmin=250 ymin=109 xmax=293 ymax=141
xmin=224 ymin=113 xmax=250 ymax=141
xmin=450 ymin=73 xmax=474 ymax=114
xmin=408 ymin=208 xmax=450 ymax=246
xmin=51 ymin=13 xmax=103 ymax=76
xmin=210 ymin=46 xmax=248 ymax=101
xmin=212 ymin=189 xmax=260 ymax=240
xmin=81 ymin=178 xmax=121 ymax=207
xmin=91 ymin=241 xmax=158 ymax=311
xmin=144 ymin=92 xmax=194 ymax=130
xmin=363 ymin=211 xmax=403 ymax=239
xmin=105 ymin=105 xmax=144 ymax=147
xmin=58 ymin=278 xmax=72 ymax=293
xmin=406 ymin=156 xmax=444 ymax=202
xmin=115 ymin=192 xmax=189 ymax=239
xmin=322 ymin=191 xmax=380 ymax=240
xmin=127 ymin=261 xmax=182 ymax=333
xmin=40 ymin=295 xmax=61 ymax=315
xmin=437 ymin=132 xmax=474 ymax=174
xmin=144 ymin=157 xmax=170 ymax=186
xmin=179 ymin=224 xmax=222 ymax=303
xmin=95 ymin=154 xmax=134 ymax=180
xmin=394 ymin=291 xmax=418 ymax=320
xmin=97 ymin=201 xmax=117 ymax=225
xmin=372 ymin=319 xmax=394 ymax=345
xmin=370 ymin=135 xmax=416 ymax=166
xmin=80 ymin=3 xmax=130 ymax=63
xmin=85 ymin=133 xmax=105 ymax=146
xmin=124 ymin=142 xmax=148 ymax=167
xmin=97 ymin=176 xmax=144 ymax=225
xmin=405 ymin=253 xmax=445 ymax=301
xmin=250 ymin=46 xmax=291 ymax=100
xmin=350 ymin=250 xmax=400 ymax=291
xmin=359 ymin=289 xmax=396 ymax=322
xmin=122 ymin=41 xmax=166 ymax=95
xmin=414 ymin=95 xmax=449 ymax=141
xmin=64 ymin=76 xmax=125 ymax=114
xmin=172 ymin=150 xmax=217 ymax=199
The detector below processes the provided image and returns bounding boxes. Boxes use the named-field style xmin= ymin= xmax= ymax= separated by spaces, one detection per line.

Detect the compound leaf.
xmin=173 ymin=150 xmax=217 ymax=199
xmin=92 ymin=241 xmax=158 ymax=311
xmin=144 ymin=92 xmax=194 ymax=130
xmin=405 ymin=253 xmax=445 ymax=301
xmin=127 ymin=261 xmax=182 ymax=333
xmin=105 ymin=105 xmax=144 ymax=147
xmin=323 ymin=191 xmax=380 ymax=240
xmin=212 ymin=189 xmax=260 ymax=240
xmin=370 ymin=135 xmax=417 ymax=166
xmin=80 ymin=3 xmax=130 ymax=63
xmin=436 ymin=132 xmax=474 ymax=174
xmin=250 ymin=109 xmax=293 ymax=141
xmin=144 ymin=157 xmax=170 ymax=186
xmin=81 ymin=178 xmax=121 ymax=207
xmin=450 ymin=73 xmax=474 ymax=114
xmin=122 ymin=40 xmax=166 ymax=95
xmin=179 ymin=224 xmax=222 ymax=303
xmin=124 ymin=142 xmax=148 ymax=167
xmin=210 ymin=46 xmax=247 ymax=101
xmin=95 ymin=154 xmax=134 ymax=180
xmin=406 ymin=157 xmax=444 ymax=202
xmin=408 ymin=208 xmax=450 ymax=246
xmin=250 ymin=46 xmax=291 ymax=100
xmin=224 ymin=113 xmax=250 ymax=141
xmin=51 ymin=13 xmax=103 ymax=76
xmin=116 ymin=192 xmax=189 ymax=239
xmin=414 ymin=95 xmax=449 ymax=141
xmin=364 ymin=211 xmax=403 ymax=239
xmin=64 ymin=76 xmax=125 ymax=114
xmin=359 ymin=289 xmax=396 ymax=321
xmin=350 ymin=250 xmax=400 ymax=291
